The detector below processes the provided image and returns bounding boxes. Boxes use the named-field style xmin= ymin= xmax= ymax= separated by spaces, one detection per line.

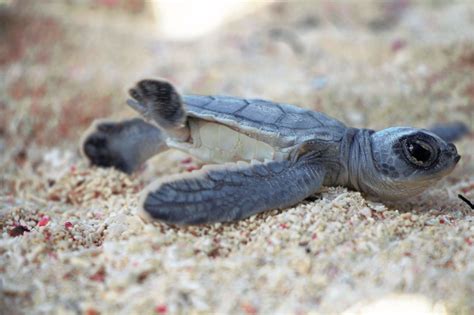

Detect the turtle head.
xmin=364 ymin=127 xmax=460 ymax=200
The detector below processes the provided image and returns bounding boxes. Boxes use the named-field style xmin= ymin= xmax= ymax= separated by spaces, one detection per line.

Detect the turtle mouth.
xmin=454 ymin=154 xmax=461 ymax=164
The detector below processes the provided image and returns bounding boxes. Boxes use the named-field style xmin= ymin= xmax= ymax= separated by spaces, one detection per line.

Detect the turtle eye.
xmin=401 ymin=136 xmax=438 ymax=168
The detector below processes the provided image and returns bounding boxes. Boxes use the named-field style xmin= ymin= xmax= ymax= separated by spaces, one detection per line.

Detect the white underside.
xmin=167 ymin=120 xmax=288 ymax=163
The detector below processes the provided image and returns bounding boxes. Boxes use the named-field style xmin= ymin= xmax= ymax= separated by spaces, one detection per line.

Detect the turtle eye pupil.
xmin=408 ymin=142 xmax=431 ymax=162
xmin=400 ymin=134 xmax=438 ymax=168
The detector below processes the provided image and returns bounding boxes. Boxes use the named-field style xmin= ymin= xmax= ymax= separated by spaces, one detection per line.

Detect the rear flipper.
xmin=127 ymin=79 xmax=189 ymax=140
xmin=81 ymin=118 xmax=167 ymax=174
xmin=429 ymin=121 xmax=469 ymax=143
xmin=140 ymin=159 xmax=326 ymax=225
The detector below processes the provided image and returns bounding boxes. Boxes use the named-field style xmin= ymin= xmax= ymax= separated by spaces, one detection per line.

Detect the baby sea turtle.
xmin=82 ymin=79 xmax=467 ymax=225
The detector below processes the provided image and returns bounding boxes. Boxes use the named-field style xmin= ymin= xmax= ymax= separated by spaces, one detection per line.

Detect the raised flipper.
xmin=428 ymin=121 xmax=469 ymax=143
xmin=81 ymin=118 xmax=167 ymax=174
xmin=127 ymin=79 xmax=189 ymax=140
xmin=139 ymin=158 xmax=326 ymax=225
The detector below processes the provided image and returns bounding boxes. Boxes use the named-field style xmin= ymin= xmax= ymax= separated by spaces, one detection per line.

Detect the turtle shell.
xmin=183 ymin=94 xmax=347 ymax=149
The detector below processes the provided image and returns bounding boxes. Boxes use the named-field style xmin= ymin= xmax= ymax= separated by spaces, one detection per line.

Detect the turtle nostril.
xmin=454 ymin=155 xmax=461 ymax=163
xmin=448 ymin=143 xmax=457 ymax=154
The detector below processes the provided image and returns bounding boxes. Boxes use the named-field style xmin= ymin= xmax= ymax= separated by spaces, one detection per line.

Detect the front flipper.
xmin=140 ymin=159 xmax=325 ymax=225
xmin=428 ymin=121 xmax=469 ymax=143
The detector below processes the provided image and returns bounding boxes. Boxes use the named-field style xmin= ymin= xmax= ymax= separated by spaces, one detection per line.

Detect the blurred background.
xmin=1 ymin=1 xmax=474 ymax=314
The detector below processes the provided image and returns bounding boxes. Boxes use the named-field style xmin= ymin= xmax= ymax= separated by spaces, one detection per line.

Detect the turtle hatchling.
xmin=82 ymin=79 xmax=467 ymax=225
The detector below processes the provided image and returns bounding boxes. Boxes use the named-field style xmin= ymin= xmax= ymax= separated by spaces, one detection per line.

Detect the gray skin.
xmin=82 ymin=79 xmax=466 ymax=225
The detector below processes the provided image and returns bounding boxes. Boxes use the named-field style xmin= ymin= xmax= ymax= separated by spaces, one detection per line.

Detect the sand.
xmin=1 ymin=1 xmax=473 ymax=314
